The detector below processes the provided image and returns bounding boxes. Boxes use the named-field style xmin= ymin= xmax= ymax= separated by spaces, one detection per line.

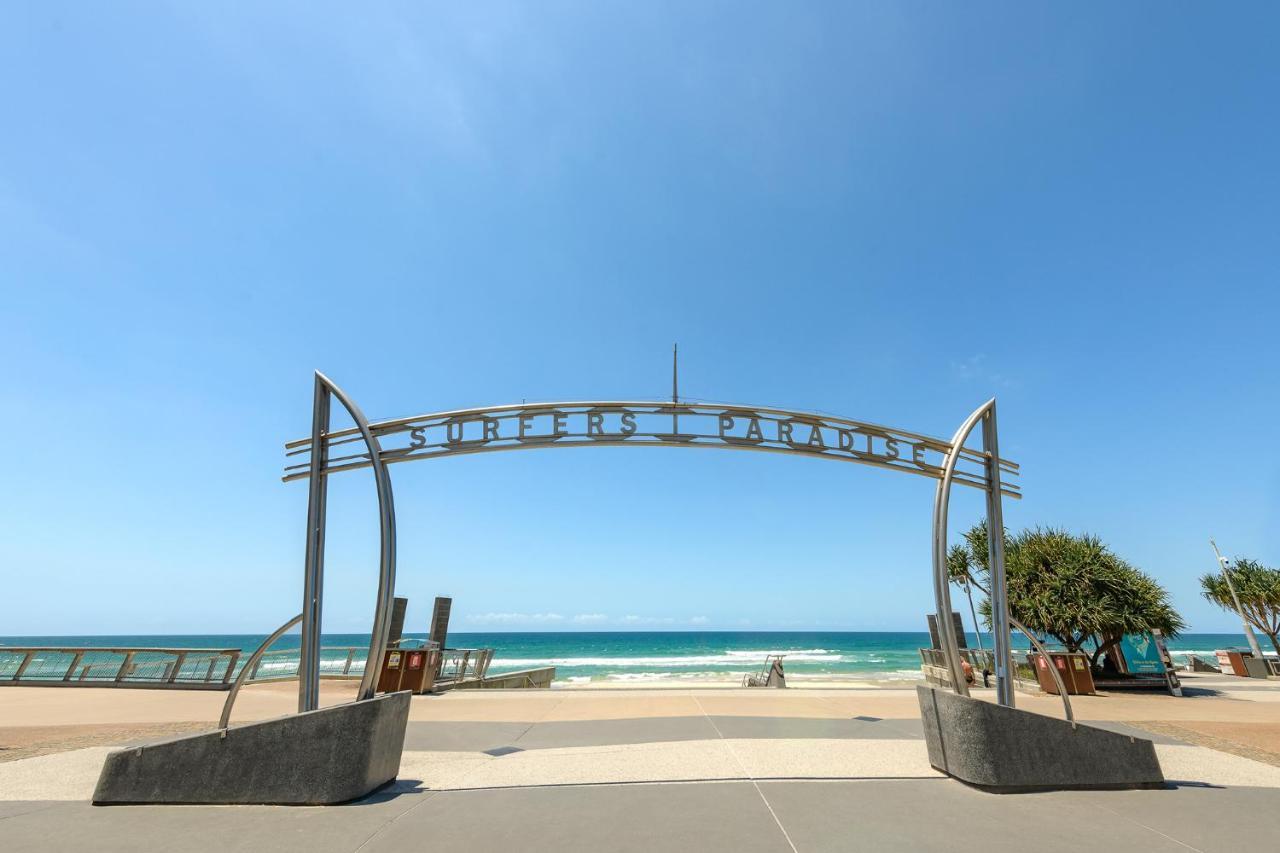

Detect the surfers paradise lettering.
xmin=385 ymin=405 xmax=953 ymax=474
xmin=283 ymin=401 xmax=1019 ymax=495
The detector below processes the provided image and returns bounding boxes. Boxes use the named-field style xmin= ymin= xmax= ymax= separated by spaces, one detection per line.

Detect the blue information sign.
xmin=1119 ymin=633 xmax=1167 ymax=674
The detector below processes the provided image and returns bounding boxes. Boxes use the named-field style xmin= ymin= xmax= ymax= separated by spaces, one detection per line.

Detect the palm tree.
xmin=950 ymin=523 xmax=1184 ymax=671
xmin=1201 ymin=558 xmax=1280 ymax=656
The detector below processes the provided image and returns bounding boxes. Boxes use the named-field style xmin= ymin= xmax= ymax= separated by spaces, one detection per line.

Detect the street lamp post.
xmin=1210 ymin=539 xmax=1265 ymax=660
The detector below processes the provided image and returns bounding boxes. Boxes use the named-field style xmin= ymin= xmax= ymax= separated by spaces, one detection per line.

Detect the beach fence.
xmin=0 ymin=647 xmax=243 ymax=689
xmin=0 ymin=645 xmax=371 ymax=690
xmin=1 ymin=643 xmax=500 ymax=690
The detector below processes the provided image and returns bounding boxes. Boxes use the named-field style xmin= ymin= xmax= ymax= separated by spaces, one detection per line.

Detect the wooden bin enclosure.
xmin=377 ymin=648 xmax=438 ymax=694
xmin=1033 ymin=652 xmax=1096 ymax=695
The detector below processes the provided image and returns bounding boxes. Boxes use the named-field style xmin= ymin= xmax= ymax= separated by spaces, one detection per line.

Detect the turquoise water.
xmin=0 ymin=632 xmax=1251 ymax=684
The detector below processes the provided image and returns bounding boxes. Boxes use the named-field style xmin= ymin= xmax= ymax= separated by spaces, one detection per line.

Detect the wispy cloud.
xmin=949 ymin=354 xmax=1015 ymax=389
xmin=621 ymin=615 xmax=676 ymax=626
xmin=572 ymin=613 xmax=608 ymax=624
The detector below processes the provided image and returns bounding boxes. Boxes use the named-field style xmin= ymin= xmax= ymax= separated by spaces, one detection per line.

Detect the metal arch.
xmin=298 ymin=372 xmax=398 ymax=711
xmin=930 ymin=401 xmax=994 ymax=700
xmin=281 ymin=400 xmax=1022 ymax=499
xmin=317 ymin=372 xmax=399 ymax=704
xmin=283 ymin=400 xmax=1019 ymax=464
xmin=220 ymin=612 xmax=302 ymax=730
xmin=933 ymin=397 xmax=1034 ymax=712
xmin=286 ymin=379 xmax=1027 ymax=712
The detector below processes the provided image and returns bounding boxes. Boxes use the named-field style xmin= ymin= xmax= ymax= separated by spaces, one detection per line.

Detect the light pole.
xmin=1210 ymin=539 xmax=1264 ymax=659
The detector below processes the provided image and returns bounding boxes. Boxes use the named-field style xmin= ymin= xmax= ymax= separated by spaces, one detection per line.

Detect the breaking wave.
xmin=493 ymin=649 xmax=845 ymax=668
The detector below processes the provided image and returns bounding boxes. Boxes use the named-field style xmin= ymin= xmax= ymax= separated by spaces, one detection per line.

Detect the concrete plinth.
xmin=93 ymin=691 xmax=410 ymax=805
xmin=917 ymin=685 xmax=1164 ymax=793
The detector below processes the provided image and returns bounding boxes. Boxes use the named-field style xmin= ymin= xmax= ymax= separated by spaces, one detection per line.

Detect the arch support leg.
xmin=298 ymin=372 xmax=398 ymax=712
xmin=981 ymin=404 xmax=1015 ymax=707
xmin=299 ymin=376 xmax=330 ymax=713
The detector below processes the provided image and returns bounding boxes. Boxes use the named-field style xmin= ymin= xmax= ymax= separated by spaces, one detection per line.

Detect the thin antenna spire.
xmin=672 ymin=343 xmax=679 ymax=405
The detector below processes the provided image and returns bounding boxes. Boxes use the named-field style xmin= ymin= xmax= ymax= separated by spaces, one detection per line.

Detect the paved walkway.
xmin=3 ymin=681 xmax=1280 ymax=851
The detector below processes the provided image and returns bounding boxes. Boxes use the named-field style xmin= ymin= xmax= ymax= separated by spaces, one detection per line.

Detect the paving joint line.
xmin=693 ymin=696 xmax=799 ymax=853
xmin=353 ymin=692 xmax=577 ymax=853
xmin=1091 ymin=801 xmax=1205 ymax=853
xmin=508 ymin=693 xmax=571 ymax=748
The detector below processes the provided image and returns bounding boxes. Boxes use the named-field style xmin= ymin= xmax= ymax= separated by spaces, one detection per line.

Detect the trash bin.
xmin=1243 ymin=656 xmax=1271 ymax=679
xmin=1216 ymin=649 xmax=1258 ymax=677
xmin=377 ymin=647 xmax=440 ymax=694
xmin=1033 ymin=652 xmax=1096 ymax=695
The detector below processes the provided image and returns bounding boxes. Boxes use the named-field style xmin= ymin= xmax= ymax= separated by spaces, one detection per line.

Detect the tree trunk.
xmin=1089 ymin=636 xmax=1121 ymax=670
xmin=1266 ymin=631 xmax=1280 ymax=658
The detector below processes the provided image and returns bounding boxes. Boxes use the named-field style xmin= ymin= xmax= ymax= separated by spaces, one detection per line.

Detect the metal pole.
xmin=671 ymin=343 xmax=680 ymax=436
xmin=932 ymin=403 xmax=996 ymax=699
xmin=964 ymin=578 xmax=984 ymax=653
xmin=982 ymin=404 xmax=1015 ymax=708
xmin=313 ymin=372 xmax=398 ymax=703
xmin=1210 ymin=539 xmax=1264 ymax=659
xmin=299 ymin=376 xmax=331 ymax=713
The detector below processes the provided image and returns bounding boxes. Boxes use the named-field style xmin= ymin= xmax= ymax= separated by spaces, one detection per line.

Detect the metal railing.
xmin=436 ymin=648 xmax=494 ymax=683
xmin=0 ymin=647 xmax=242 ymax=689
xmin=0 ymin=644 xmax=373 ymax=690
xmin=742 ymin=654 xmax=785 ymax=687
xmin=2 ymin=642 xmax=496 ymax=691
xmin=243 ymin=646 xmax=368 ymax=682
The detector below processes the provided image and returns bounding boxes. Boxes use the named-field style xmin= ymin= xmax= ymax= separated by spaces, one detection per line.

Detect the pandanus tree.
xmin=949 ymin=524 xmax=1184 ymax=671
xmin=1200 ymin=558 xmax=1280 ymax=656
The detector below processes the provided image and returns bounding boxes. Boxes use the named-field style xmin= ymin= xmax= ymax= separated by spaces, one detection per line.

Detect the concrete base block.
xmin=93 ymin=691 xmax=410 ymax=805
xmin=917 ymin=685 xmax=1164 ymax=793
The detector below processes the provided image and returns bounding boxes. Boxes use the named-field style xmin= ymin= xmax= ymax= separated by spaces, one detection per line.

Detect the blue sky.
xmin=2 ymin=3 xmax=1278 ymax=636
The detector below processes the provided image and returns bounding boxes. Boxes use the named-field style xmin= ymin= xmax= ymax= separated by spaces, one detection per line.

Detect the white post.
xmin=1210 ymin=539 xmax=1265 ymax=659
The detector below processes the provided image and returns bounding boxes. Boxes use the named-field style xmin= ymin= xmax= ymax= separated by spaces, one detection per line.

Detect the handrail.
xmin=1010 ymin=618 xmax=1075 ymax=725
xmin=959 ymin=570 xmax=1074 ymax=724
xmin=219 ymin=613 xmax=303 ymax=731
xmin=2 ymin=646 xmax=240 ymax=687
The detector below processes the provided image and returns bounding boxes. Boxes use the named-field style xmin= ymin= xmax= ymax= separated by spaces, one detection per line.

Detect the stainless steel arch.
xmin=283 ymin=400 xmax=1021 ymax=500
xmin=285 ymin=379 xmax=1023 ymax=712
xmin=931 ymin=398 xmax=1018 ymax=708
xmin=298 ymin=372 xmax=398 ymax=712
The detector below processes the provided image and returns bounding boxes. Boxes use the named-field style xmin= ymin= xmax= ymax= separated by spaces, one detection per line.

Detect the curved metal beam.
xmin=283 ymin=400 xmax=1021 ymax=471
xmin=1010 ymin=617 xmax=1075 ymax=725
xmin=282 ymin=401 xmax=1023 ymax=501
xmin=315 ymin=372 xmax=398 ymax=703
xmin=931 ymin=401 xmax=994 ymax=699
xmin=957 ymin=571 xmax=1074 ymax=723
xmin=220 ymin=613 xmax=302 ymax=730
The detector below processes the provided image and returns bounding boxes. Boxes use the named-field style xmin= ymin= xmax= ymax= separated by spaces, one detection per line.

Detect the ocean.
xmin=0 ymin=631 xmax=1252 ymax=685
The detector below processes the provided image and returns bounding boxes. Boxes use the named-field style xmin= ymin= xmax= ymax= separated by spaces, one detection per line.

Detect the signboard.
xmin=284 ymin=401 xmax=1021 ymax=498
xmin=1119 ymin=633 xmax=1166 ymax=674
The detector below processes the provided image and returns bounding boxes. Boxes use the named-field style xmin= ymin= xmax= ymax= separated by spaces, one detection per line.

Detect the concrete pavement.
xmin=4 ymin=678 xmax=1280 ymax=851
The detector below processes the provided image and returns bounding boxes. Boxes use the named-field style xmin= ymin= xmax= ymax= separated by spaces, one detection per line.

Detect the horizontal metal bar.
xmin=0 ymin=647 xmax=241 ymax=656
xmin=283 ymin=437 xmax=1021 ymax=499
xmin=282 ymin=399 xmax=1019 ymax=472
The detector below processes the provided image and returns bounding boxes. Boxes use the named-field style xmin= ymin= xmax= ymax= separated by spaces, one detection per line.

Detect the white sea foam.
xmin=492 ymin=649 xmax=844 ymax=668
xmin=603 ymin=671 xmax=747 ymax=681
